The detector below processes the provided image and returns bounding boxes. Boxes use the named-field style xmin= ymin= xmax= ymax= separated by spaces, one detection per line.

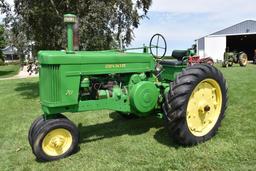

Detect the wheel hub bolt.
xmin=204 ymin=105 xmax=211 ymax=112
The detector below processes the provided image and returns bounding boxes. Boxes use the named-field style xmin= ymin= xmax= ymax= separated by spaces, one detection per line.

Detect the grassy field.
xmin=0 ymin=64 xmax=255 ymax=170
xmin=0 ymin=65 xmax=20 ymax=79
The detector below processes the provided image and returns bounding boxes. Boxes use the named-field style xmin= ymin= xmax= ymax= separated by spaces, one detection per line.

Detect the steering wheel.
xmin=149 ymin=33 xmax=167 ymax=59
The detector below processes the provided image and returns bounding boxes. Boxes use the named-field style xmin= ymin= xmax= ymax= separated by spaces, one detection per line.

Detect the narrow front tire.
xmin=31 ymin=117 xmax=79 ymax=161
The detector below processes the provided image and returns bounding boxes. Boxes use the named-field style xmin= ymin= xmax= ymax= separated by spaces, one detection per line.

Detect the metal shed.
xmin=196 ymin=20 xmax=256 ymax=61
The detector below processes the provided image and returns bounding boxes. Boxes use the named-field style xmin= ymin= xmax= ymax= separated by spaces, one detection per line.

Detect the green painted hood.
xmin=38 ymin=50 xmax=155 ymax=65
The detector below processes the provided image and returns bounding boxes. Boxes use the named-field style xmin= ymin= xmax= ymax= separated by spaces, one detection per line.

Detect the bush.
xmin=0 ymin=58 xmax=5 ymax=66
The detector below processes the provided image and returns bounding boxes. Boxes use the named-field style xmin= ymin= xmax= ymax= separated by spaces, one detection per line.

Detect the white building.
xmin=196 ymin=20 xmax=256 ymax=62
xmin=2 ymin=45 xmax=18 ymax=62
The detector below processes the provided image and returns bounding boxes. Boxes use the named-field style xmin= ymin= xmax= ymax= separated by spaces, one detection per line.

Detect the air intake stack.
xmin=64 ymin=14 xmax=77 ymax=54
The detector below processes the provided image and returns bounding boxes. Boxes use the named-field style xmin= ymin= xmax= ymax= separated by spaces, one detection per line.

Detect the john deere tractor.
xmin=29 ymin=14 xmax=228 ymax=161
xmin=222 ymin=50 xmax=248 ymax=67
xmin=170 ymin=46 xmax=214 ymax=66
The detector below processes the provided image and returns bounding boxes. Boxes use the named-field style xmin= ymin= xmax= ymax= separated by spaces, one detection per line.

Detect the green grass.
xmin=0 ymin=65 xmax=256 ymax=170
xmin=0 ymin=65 xmax=20 ymax=79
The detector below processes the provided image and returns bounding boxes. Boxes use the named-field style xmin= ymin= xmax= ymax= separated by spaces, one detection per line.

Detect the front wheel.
xmin=28 ymin=114 xmax=67 ymax=146
xmin=163 ymin=64 xmax=228 ymax=145
xmin=222 ymin=60 xmax=231 ymax=67
xmin=31 ymin=117 xmax=79 ymax=161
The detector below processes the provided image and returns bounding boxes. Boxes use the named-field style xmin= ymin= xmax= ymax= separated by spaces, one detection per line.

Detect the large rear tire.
xmin=163 ymin=64 xmax=228 ymax=145
xmin=200 ymin=57 xmax=214 ymax=65
xmin=206 ymin=59 xmax=214 ymax=65
xmin=238 ymin=53 xmax=248 ymax=67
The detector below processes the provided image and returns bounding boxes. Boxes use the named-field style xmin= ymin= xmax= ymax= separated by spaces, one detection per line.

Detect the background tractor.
xmin=28 ymin=14 xmax=228 ymax=161
xmin=222 ymin=50 xmax=248 ymax=67
xmin=169 ymin=46 xmax=214 ymax=66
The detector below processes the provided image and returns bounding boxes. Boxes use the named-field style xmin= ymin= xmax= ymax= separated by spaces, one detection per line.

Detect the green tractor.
xmin=170 ymin=46 xmax=214 ymax=66
xmin=222 ymin=50 xmax=248 ymax=67
xmin=29 ymin=14 xmax=228 ymax=161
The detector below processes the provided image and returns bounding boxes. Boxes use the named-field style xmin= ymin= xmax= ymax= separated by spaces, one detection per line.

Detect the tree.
xmin=0 ymin=0 xmax=9 ymax=63
xmin=11 ymin=0 xmax=152 ymax=52
xmin=0 ymin=24 xmax=6 ymax=62
xmin=0 ymin=24 xmax=5 ymax=48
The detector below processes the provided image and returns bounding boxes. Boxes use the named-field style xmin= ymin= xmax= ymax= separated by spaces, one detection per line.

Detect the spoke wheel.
xmin=149 ymin=33 xmax=167 ymax=59
xmin=163 ymin=64 xmax=228 ymax=146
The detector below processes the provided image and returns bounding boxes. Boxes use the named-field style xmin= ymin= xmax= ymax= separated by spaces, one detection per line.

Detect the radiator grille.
xmin=40 ymin=65 xmax=61 ymax=103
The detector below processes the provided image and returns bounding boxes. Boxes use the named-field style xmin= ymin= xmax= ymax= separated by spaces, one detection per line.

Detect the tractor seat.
xmin=159 ymin=50 xmax=187 ymax=66
xmin=159 ymin=60 xmax=183 ymax=66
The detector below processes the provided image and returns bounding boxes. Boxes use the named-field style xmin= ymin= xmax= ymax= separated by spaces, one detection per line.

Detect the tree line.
xmin=0 ymin=0 xmax=152 ymax=61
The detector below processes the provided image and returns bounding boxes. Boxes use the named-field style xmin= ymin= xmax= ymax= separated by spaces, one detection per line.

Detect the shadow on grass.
xmin=0 ymin=70 xmax=15 ymax=77
xmin=78 ymin=112 xmax=179 ymax=148
xmin=35 ymin=113 xmax=180 ymax=162
xmin=15 ymin=82 xmax=39 ymax=99
xmin=154 ymin=128 xmax=181 ymax=148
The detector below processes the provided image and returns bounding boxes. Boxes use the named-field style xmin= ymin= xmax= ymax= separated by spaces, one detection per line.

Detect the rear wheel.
xmin=206 ymin=59 xmax=214 ymax=65
xmin=163 ymin=64 xmax=228 ymax=145
xmin=31 ymin=117 xmax=79 ymax=161
xmin=239 ymin=53 xmax=248 ymax=67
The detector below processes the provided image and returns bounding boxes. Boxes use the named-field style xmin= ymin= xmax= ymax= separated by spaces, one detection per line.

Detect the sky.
xmin=1 ymin=0 xmax=256 ymax=55
xmin=130 ymin=0 xmax=256 ymax=55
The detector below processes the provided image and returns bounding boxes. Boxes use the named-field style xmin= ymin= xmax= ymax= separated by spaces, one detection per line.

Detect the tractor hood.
xmin=38 ymin=50 xmax=155 ymax=66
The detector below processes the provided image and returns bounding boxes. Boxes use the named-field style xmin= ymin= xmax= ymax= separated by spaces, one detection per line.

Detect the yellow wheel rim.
xmin=42 ymin=128 xmax=72 ymax=156
xmin=186 ymin=79 xmax=222 ymax=137
xmin=240 ymin=54 xmax=248 ymax=65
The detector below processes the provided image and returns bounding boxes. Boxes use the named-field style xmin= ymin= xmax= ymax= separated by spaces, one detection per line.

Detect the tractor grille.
xmin=40 ymin=64 xmax=61 ymax=103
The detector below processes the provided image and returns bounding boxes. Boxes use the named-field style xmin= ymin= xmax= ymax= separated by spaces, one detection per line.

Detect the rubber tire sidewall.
xmin=239 ymin=53 xmax=248 ymax=67
xmin=207 ymin=59 xmax=214 ymax=65
xmin=32 ymin=118 xmax=79 ymax=161
xmin=182 ymin=68 xmax=226 ymax=143
xmin=29 ymin=114 xmax=67 ymax=147
xmin=165 ymin=64 xmax=228 ymax=145
xmin=28 ymin=115 xmax=45 ymax=146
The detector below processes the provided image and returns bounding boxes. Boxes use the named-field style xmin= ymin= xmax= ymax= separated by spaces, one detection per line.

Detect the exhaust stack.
xmin=64 ymin=14 xmax=77 ymax=54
